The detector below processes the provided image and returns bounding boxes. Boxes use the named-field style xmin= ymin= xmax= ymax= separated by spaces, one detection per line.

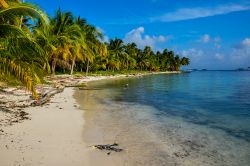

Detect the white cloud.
xmin=96 ymin=26 xmax=105 ymax=33
xmin=242 ymin=38 xmax=250 ymax=47
xmin=179 ymin=48 xmax=229 ymax=69
xmin=230 ymin=38 xmax=250 ymax=66
xmin=179 ymin=38 xmax=250 ymax=69
xmin=200 ymin=34 xmax=210 ymax=43
xmin=229 ymin=49 xmax=249 ymax=66
xmin=181 ymin=48 xmax=204 ymax=58
xmin=123 ymin=27 xmax=169 ymax=49
xmin=103 ymin=35 xmax=110 ymax=43
xmin=215 ymin=44 xmax=222 ymax=49
xmin=96 ymin=26 xmax=109 ymax=43
xmin=199 ymin=34 xmax=221 ymax=46
xmin=215 ymin=53 xmax=224 ymax=60
xmin=214 ymin=37 xmax=221 ymax=42
xmin=151 ymin=4 xmax=250 ymax=22
xmin=180 ymin=48 xmax=204 ymax=64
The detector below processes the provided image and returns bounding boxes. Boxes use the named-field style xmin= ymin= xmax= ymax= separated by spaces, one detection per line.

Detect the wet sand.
xmin=74 ymin=81 xmax=250 ymax=166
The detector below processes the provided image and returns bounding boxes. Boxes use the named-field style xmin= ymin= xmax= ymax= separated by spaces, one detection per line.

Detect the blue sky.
xmin=27 ymin=0 xmax=250 ymax=69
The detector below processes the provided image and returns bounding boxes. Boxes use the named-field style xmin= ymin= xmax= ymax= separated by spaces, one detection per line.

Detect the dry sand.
xmin=0 ymin=88 xmax=91 ymax=166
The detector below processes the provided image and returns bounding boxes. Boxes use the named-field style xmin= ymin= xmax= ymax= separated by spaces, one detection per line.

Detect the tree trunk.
xmin=20 ymin=1 xmax=24 ymax=28
xmin=43 ymin=63 xmax=46 ymax=70
xmin=51 ymin=58 xmax=56 ymax=75
xmin=86 ymin=59 xmax=90 ymax=76
xmin=127 ymin=55 xmax=129 ymax=70
xmin=70 ymin=58 xmax=75 ymax=75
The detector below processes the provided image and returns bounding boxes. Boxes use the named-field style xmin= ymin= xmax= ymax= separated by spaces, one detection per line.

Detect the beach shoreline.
xmin=0 ymin=71 xmax=180 ymax=166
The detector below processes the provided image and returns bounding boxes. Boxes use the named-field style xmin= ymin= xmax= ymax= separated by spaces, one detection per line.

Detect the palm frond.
xmin=0 ymin=57 xmax=38 ymax=98
xmin=0 ymin=3 xmax=48 ymax=25
xmin=0 ymin=0 xmax=9 ymax=8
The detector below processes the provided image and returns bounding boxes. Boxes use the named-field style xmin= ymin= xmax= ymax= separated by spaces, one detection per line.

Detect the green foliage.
xmin=0 ymin=0 xmax=48 ymax=98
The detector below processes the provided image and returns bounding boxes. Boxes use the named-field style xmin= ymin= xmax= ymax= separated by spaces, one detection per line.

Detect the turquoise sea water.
xmin=77 ymin=71 xmax=250 ymax=165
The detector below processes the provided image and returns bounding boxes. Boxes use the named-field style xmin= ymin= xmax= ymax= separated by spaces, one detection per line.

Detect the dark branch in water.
xmin=78 ymin=87 xmax=102 ymax=90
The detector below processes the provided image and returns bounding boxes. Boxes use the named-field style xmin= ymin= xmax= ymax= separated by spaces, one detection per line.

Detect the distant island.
xmin=236 ymin=67 xmax=250 ymax=71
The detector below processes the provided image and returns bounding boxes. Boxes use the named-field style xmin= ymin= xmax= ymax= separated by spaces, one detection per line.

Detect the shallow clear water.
xmin=76 ymin=71 xmax=250 ymax=166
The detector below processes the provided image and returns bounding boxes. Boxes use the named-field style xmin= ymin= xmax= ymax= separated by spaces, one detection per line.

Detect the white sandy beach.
xmin=1 ymin=72 xmax=180 ymax=166
xmin=0 ymin=88 xmax=92 ymax=165
xmin=0 ymin=87 xmax=127 ymax=166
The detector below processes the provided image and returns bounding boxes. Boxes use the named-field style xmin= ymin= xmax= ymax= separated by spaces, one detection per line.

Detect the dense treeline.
xmin=0 ymin=0 xmax=189 ymax=97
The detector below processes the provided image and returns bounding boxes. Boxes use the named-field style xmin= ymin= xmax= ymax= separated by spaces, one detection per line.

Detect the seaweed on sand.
xmin=92 ymin=143 xmax=123 ymax=155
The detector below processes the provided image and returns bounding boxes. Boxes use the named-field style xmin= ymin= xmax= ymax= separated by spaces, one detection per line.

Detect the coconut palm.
xmin=166 ymin=51 xmax=175 ymax=71
xmin=107 ymin=39 xmax=128 ymax=71
xmin=173 ymin=55 xmax=181 ymax=71
xmin=181 ymin=57 xmax=190 ymax=66
xmin=36 ymin=9 xmax=83 ymax=75
xmin=125 ymin=43 xmax=138 ymax=70
xmin=82 ymin=24 xmax=107 ymax=75
xmin=136 ymin=46 xmax=153 ymax=71
xmin=0 ymin=0 xmax=48 ymax=97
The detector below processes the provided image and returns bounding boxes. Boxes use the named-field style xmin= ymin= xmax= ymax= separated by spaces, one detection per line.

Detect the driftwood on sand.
xmin=32 ymin=88 xmax=64 ymax=106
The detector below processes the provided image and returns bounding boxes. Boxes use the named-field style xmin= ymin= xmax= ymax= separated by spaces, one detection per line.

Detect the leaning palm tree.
xmin=0 ymin=0 xmax=48 ymax=97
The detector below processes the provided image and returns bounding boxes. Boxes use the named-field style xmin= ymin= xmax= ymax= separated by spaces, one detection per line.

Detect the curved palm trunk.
xmin=43 ymin=63 xmax=46 ymax=70
xmin=85 ymin=59 xmax=89 ymax=76
xmin=70 ymin=58 xmax=75 ymax=75
xmin=51 ymin=57 xmax=56 ymax=75
xmin=19 ymin=1 xmax=25 ymax=28
xmin=127 ymin=56 xmax=129 ymax=70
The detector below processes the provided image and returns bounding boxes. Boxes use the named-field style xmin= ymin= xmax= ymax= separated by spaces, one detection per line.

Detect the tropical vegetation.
xmin=0 ymin=0 xmax=190 ymax=97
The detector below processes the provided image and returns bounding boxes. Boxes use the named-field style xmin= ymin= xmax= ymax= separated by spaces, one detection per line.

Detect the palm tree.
xmin=48 ymin=9 xmax=75 ymax=75
xmin=181 ymin=57 xmax=190 ymax=66
xmin=34 ymin=9 xmax=107 ymax=76
xmin=173 ymin=55 xmax=181 ymax=71
xmin=125 ymin=43 xmax=138 ymax=70
xmin=107 ymin=39 xmax=128 ymax=72
xmin=37 ymin=9 xmax=83 ymax=75
xmin=82 ymin=24 xmax=107 ymax=75
xmin=166 ymin=51 xmax=175 ymax=71
xmin=136 ymin=46 xmax=153 ymax=71
xmin=0 ymin=0 xmax=48 ymax=97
